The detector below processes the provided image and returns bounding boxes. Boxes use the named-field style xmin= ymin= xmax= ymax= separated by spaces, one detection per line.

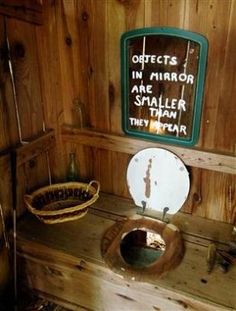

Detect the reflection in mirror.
xmin=121 ymin=28 xmax=208 ymax=146
xmin=120 ymin=229 xmax=166 ymax=269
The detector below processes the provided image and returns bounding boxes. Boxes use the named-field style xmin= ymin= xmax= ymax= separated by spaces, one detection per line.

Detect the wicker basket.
xmin=24 ymin=180 xmax=100 ymax=224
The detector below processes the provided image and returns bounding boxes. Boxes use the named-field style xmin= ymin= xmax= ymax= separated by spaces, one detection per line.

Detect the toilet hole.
xmin=120 ymin=229 xmax=166 ymax=269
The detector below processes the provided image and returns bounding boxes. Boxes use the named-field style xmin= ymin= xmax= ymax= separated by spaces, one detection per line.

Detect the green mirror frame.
xmin=121 ymin=27 xmax=208 ymax=146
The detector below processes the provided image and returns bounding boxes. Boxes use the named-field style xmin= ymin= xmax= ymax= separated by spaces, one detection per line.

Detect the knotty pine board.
xmin=34 ymin=0 xmax=236 ymax=223
xmin=16 ymin=193 xmax=236 ymax=310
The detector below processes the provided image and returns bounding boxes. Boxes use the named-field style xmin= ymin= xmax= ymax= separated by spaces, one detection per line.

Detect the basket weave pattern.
xmin=24 ymin=180 xmax=100 ymax=224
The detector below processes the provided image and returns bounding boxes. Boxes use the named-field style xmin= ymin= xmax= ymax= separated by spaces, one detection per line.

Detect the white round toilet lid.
xmin=127 ymin=148 xmax=190 ymax=215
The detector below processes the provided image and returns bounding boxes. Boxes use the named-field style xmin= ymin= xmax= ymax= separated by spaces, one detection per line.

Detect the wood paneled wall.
xmin=35 ymin=0 xmax=235 ymax=223
xmin=0 ymin=0 xmax=236 ymax=235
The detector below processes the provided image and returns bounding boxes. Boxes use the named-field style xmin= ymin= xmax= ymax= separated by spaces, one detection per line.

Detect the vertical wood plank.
xmin=7 ymin=18 xmax=44 ymax=140
xmin=0 ymin=16 xmax=11 ymax=150
xmin=35 ymin=1 xmax=65 ymax=180
xmin=214 ymin=0 xmax=236 ymax=152
xmin=199 ymin=170 xmax=236 ymax=223
xmin=110 ymin=151 xmax=131 ymax=198
xmin=107 ymin=0 xmax=145 ymax=196
xmin=76 ymin=0 xmax=110 ymax=131
xmin=181 ymin=0 xmax=233 ymax=151
xmin=181 ymin=167 xmax=202 ymax=214
xmin=0 ymin=155 xmax=12 ymax=222
xmin=93 ymin=148 xmax=113 ymax=194
xmin=108 ymin=0 xmax=145 ymax=134
xmin=145 ymin=0 xmax=186 ymax=28
xmin=89 ymin=0 xmax=109 ymax=131
xmin=0 ymin=16 xmax=19 ymax=146
xmin=54 ymin=0 xmax=82 ymax=126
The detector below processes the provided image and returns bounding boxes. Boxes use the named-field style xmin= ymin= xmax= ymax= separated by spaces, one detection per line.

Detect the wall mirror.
xmin=121 ymin=27 xmax=208 ymax=146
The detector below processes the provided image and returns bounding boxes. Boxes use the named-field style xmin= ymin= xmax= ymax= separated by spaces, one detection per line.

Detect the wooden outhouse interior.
xmin=0 ymin=0 xmax=236 ymax=310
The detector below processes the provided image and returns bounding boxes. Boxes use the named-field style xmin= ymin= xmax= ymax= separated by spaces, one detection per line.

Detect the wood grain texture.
xmin=145 ymin=0 xmax=186 ymax=28
xmin=0 ymin=11 xmax=56 ymax=225
xmin=18 ymin=255 xmax=226 ymax=311
xmin=0 ymin=16 xmax=19 ymax=147
xmin=1 ymin=0 xmax=235 ymax=238
xmin=16 ymin=197 xmax=236 ymax=310
xmin=34 ymin=0 xmax=67 ymax=180
xmin=0 ymin=16 xmax=11 ymax=150
xmin=15 ymin=130 xmax=55 ymax=167
xmin=0 ymin=0 xmax=232 ymax=304
xmin=35 ymin=0 xmax=235 ymax=224
xmin=62 ymin=127 xmax=236 ymax=219
xmin=101 ymin=218 xmax=185 ymax=280
xmin=0 ymin=0 xmax=43 ymax=25
xmin=7 ymin=17 xmax=44 ymax=141
xmin=0 ymin=155 xmax=12 ymax=223
xmin=61 ymin=126 xmax=236 ymax=175
xmin=18 ymin=255 xmax=227 ymax=311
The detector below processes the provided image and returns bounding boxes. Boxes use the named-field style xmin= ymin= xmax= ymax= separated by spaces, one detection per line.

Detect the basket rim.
xmin=24 ymin=181 xmax=100 ymax=216
xmin=27 ymin=181 xmax=96 ymax=196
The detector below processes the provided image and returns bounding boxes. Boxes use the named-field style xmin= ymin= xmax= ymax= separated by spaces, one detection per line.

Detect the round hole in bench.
xmin=120 ymin=229 xmax=166 ymax=269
